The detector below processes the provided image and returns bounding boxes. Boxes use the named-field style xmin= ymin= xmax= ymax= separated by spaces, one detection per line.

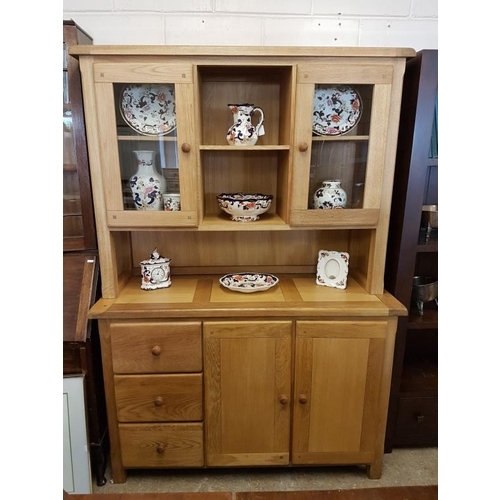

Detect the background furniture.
xmin=71 ymin=45 xmax=414 ymax=483
xmin=384 ymin=50 xmax=438 ymax=450
xmin=63 ymin=20 xmax=109 ymax=488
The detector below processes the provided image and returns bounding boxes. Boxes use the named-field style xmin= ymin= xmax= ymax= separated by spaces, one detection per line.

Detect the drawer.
xmin=110 ymin=321 xmax=202 ymax=373
xmin=395 ymin=396 xmax=438 ymax=446
xmin=119 ymin=422 xmax=204 ymax=468
xmin=115 ymin=373 xmax=203 ymax=422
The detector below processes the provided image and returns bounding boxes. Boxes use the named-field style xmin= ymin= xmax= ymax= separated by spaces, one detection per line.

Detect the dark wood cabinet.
xmin=63 ymin=20 xmax=108 ymax=486
xmin=63 ymin=20 xmax=96 ymax=251
xmin=384 ymin=50 xmax=438 ymax=450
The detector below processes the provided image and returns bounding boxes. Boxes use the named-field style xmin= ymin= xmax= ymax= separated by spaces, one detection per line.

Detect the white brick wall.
xmin=63 ymin=0 xmax=437 ymax=50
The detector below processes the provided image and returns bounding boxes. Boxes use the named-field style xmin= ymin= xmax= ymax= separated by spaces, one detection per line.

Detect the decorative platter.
xmin=316 ymin=250 xmax=349 ymax=289
xmin=219 ymin=273 xmax=279 ymax=293
xmin=312 ymin=85 xmax=362 ymax=136
xmin=120 ymin=83 xmax=176 ymax=136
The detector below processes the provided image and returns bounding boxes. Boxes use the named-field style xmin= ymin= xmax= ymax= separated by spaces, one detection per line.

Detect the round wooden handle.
xmin=152 ymin=345 xmax=162 ymax=356
xmin=279 ymin=395 xmax=288 ymax=405
xmin=298 ymin=142 xmax=308 ymax=152
xmin=298 ymin=394 xmax=308 ymax=404
xmin=181 ymin=143 xmax=191 ymax=153
xmin=156 ymin=445 xmax=165 ymax=454
xmin=154 ymin=396 xmax=164 ymax=407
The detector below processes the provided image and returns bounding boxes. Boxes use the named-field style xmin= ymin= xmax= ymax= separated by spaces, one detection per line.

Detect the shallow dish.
xmin=312 ymin=85 xmax=362 ymax=136
xmin=219 ymin=273 xmax=279 ymax=293
xmin=316 ymin=250 xmax=349 ymax=289
xmin=216 ymin=193 xmax=273 ymax=222
xmin=120 ymin=83 xmax=176 ymax=136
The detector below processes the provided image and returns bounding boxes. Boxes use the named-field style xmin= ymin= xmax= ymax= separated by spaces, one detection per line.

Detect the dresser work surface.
xmin=89 ymin=275 xmax=406 ymax=319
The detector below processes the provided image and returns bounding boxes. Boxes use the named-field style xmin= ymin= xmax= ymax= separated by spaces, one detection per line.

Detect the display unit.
xmin=63 ymin=20 xmax=97 ymax=251
xmin=71 ymin=45 xmax=414 ymax=483
xmin=63 ymin=20 xmax=109 ymax=487
xmin=384 ymin=50 xmax=438 ymax=449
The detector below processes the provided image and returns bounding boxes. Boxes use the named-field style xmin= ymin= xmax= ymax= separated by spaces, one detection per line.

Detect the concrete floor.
xmin=92 ymin=448 xmax=438 ymax=494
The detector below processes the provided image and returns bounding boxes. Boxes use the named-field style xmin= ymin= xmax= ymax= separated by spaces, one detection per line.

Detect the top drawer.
xmin=110 ymin=321 xmax=202 ymax=374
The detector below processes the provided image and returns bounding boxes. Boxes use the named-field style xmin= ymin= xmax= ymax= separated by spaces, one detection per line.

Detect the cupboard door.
xmin=290 ymin=62 xmax=400 ymax=228
xmin=204 ymin=321 xmax=292 ymax=466
xmin=293 ymin=320 xmax=394 ymax=474
xmin=87 ymin=61 xmax=198 ymax=228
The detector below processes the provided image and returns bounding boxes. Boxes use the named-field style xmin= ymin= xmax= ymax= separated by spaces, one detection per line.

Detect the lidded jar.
xmin=313 ymin=180 xmax=347 ymax=209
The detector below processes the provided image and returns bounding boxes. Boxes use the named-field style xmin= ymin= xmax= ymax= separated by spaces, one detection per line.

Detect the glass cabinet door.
xmin=290 ymin=64 xmax=395 ymax=227
xmin=91 ymin=62 xmax=198 ymax=228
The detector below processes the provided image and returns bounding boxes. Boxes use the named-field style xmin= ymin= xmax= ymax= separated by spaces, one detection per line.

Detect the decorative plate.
xmin=316 ymin=250 xmax=349 ymax=289
xmin=312 ymin=85 xmax=362 ymax=136
xmin=219 ymin=273 xmax=279 ymax=293
xmin=120 ymin=84 xmax=176 ymax=136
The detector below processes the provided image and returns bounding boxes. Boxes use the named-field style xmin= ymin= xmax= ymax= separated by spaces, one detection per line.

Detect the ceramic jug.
xmin=129 ymin=150 xmax=166 ymax=211
xmin=226 ymin=103 xmax=265 ymax=146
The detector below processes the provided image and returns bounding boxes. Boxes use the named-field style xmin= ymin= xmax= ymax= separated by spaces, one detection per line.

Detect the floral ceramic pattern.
xmin=312 ymin=85 xmax=362 ymax=136
xmin=226 ymin=103 xmax=265 ymax=146
xmin=219 ymin=273 xmax=279 ymax=293
xmin=140 ymin=248 xmax=172 ymax=290
xmin=316 ymin=250 xmax=349 ymax=289
xmin=313 ymin=180 xmax=347 ymax=209
xmin=120 ymin=84 xmax=176 ymax=136
xmin=216 ymin=193 xmax=273 ymax=222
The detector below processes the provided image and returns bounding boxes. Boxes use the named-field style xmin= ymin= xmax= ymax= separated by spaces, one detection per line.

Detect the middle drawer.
xmin=115 ymin=373 xmax=203 ymax=422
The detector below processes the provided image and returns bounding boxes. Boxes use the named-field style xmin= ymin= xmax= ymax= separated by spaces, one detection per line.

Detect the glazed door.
xmin=86 ymin=59 xmax=198 ymax=228
xmin=292 ymin=319 xmax=396 ymax=478
xmin=204 ymin=321 xmax=292 ymax=466
xmin=290 ymin=62 xmax=399 ymax=227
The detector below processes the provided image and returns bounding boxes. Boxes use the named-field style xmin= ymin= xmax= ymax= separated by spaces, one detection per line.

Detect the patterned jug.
xmin=226 ymin=103 xmax=265 ymax=146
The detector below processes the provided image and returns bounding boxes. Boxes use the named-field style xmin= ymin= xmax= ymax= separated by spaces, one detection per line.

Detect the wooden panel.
xmin=292 ymin=320 xmax=389 ymax=465
xmin=204 ymin=321 xmax=291 ymax=466
xmin=94 ymin=62 xmax=193 ymax=83
xmin=114 ymin=373 xmax=203 ymax=422
xmin=110 ymin=321 xmax=202 ymax=373
xmin=119 ymin=423 xmax=204 ymax=467
xmin=297 ymin=64 xmax=394 ymax=84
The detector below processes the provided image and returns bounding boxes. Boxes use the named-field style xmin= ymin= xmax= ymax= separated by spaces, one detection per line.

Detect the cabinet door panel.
xmin=204 ymin=321 xmax=292 ymax=466
xmin=292 ymin=320 xmax=389 ymax=465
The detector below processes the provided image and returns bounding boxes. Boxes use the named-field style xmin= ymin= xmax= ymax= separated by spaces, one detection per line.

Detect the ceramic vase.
xmin=129 ymin=150 xmax=166 ymax=210
xmin=313 ymin=180 xmax=347 ymax=209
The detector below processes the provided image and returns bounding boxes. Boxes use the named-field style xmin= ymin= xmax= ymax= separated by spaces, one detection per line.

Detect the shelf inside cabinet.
xmin=200 ymin=145 xmax=290 ymax=151
xmin=200 ymin=213 xmax=289 ymax=231
xmin=399 ymin=359 xmax=438 ymax=396
xmin=408 ymin=305 xmax=438 ymax=329
xmin=311 ymin=135 xmax=369 ymax=142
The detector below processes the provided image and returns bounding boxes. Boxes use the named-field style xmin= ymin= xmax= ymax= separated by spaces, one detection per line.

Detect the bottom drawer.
xmin=119 ymin=422 xmax=204 ymax=467
xmin=395 ymin=396 xmax=438 ymax=446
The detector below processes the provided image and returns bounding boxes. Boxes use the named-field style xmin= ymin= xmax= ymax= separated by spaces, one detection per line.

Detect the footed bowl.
xmin=216 ymin=193 xmax=273 ymax=222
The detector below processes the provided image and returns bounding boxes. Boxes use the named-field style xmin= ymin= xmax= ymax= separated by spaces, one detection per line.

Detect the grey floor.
xmin=92 ymin=447 xmax=438 ymax=494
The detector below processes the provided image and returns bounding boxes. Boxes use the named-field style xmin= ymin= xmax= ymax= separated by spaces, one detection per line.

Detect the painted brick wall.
xmin=62 ymin=0 xmax=437 ymax=50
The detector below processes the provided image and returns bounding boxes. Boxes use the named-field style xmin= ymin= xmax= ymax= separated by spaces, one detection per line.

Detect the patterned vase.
xmin=313 ymin=180 xmax=347 ymax=209
xmin=129 ymin=150 xmax=166 ymax=210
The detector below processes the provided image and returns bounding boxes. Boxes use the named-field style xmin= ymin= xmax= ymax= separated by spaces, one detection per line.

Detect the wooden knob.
xmin=298 ymin=142 xmax=308 ymax=152
xmin=279 ymin=395 xmax=288 ymax=405
xmin=156 ymin=445 xmax=165 ymax=454
xmin=298 ymin=394 xmax=308 ymax=404
xmin=181 ymin=143 xmax=191 ymax=153
xmin=152 ymin=345 xmax=161 ymax=356
xmin=154 ymin=396 xmax=164 ymax=407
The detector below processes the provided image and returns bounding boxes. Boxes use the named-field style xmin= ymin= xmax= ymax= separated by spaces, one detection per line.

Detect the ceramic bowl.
xmin=216 ymin=193 xmax=273 ymax=222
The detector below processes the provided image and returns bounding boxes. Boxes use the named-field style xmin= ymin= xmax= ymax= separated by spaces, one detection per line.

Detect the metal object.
xmin=411 ymin=276 xmax=438 ymax=316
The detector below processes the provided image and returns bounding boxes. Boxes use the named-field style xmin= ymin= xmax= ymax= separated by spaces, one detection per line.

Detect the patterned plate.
xmin=120 ymin=84 xmax=176 ymax=136
xmin=312 ymin=85 xmax=362 ymax=136
xmin=219 ymin=273 xmax=279 ymax=293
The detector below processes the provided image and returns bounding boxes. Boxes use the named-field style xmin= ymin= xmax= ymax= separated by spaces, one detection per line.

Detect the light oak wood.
xmin=110 ymin=321 xmax=202 ymax=373
xmin=204 ymin=321 xmax=292 ymax=466
xmin=119 ymin=423 xmax=204 ymax=467
xmin=74 ymin=45 xmax=414 ymax=482
xmin=114 ymin=373 xmax=203 ymax=422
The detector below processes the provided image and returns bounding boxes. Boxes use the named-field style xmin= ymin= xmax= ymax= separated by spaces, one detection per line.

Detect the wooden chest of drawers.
xmin=104 ymin=320 xmax=204 ymax=472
